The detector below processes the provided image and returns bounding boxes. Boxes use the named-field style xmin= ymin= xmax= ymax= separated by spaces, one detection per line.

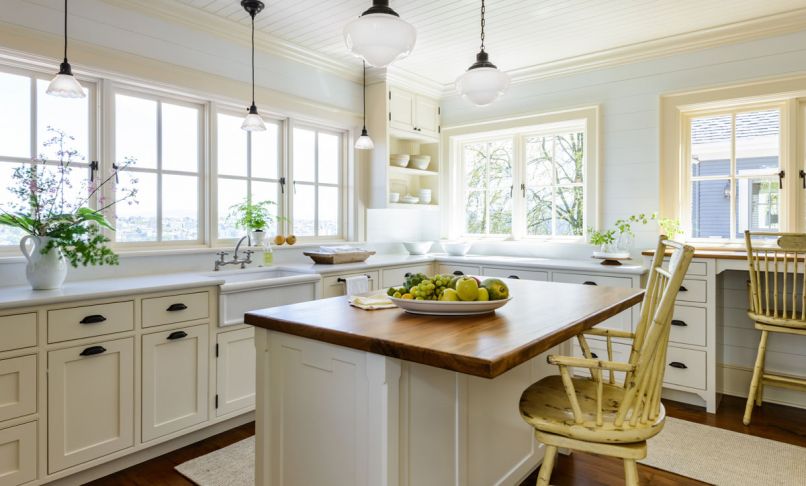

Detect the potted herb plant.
xmin=0 ymin=128 xmax=137 ymax=290
xmin=228 ymin=198 xmax=279 ymax=245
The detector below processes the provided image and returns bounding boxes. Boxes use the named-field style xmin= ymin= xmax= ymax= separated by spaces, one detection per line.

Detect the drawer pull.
xmin=508 ymin=275 xmax=520 ymax=279
xmin=453 ymin=271 xmax=464 ymax=276
xmin=679 ymin=285 xmax=688 ymax=292
xmin=583 ymin=281 xmax=597 ymax=286
xmin=590 ymin=352 xmax=598 ymax=359
xmin=336 ymin=275 xmax=372 ymax=283
xmin=167 ymin=331 xmax=188 ymax=340
xmin=668 ymin=361 xmax=688 ymax=369
xmin=404 ymin=272 xmax=412 ymax=277
xmin=80 ymin=345 xmax=107 ymax=357
xmin=166 ymin=303 xmax=188 ymax=312
xmin=671 ymin=319 xmax=688 ymax=327
xmin=79 ymin=314 xmax=107 ymax=324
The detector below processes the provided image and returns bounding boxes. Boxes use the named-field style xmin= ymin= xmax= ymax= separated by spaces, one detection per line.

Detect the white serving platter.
xmin=388 ymin=296 xmax=512 ymax=316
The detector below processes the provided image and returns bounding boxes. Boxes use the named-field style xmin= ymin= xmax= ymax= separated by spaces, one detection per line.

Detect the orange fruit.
xmin=273 ymin=235 xmax=286 ymax=245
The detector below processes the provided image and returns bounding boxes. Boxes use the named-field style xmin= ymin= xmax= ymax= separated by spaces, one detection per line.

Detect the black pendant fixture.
xmin=241 ymin=0 xmax=267 ymax=131
xmin=47 ymin=0 xmax=86 ymax=98
xmin=355 ymin=61 xmax=374 ymax=150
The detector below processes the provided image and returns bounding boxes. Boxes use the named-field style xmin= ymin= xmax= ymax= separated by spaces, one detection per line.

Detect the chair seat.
xmin=519 ymin=375 xmax=665 ymax=444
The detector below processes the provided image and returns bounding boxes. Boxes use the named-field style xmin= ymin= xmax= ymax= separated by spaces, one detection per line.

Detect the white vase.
xmin=20 ymin=236 xmax=68 ymax=290
xmin=250 ymin=230 xmax=266 ymax=246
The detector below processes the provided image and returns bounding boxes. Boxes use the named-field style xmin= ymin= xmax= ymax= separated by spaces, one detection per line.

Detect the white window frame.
xmin=106 ymin=83 xmax=207 ymax=247
xmin=447 ymin=108 xmax=597 ymax=242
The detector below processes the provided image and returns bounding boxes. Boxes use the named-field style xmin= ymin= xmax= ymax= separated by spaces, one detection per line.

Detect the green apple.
xmin=440 ymin=288 xmax=460 ymax=301
xmin=455 ymin=277 xmax=480 ymax=301
xmin=477 ymin=287 xmax=489 ymax=301
xmin=481 ymin=278 xmax=509 ymax=300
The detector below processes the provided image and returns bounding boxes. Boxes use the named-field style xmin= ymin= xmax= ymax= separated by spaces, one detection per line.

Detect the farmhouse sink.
xmin=206 ymin=267 xmax=321 ymax=327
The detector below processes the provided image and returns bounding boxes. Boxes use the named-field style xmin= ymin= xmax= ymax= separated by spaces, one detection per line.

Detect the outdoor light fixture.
xmin=456 ymin=0 xmax=509 ymax=106
xmin=46 ymin=0 xmax=86 ymax=98
xmin=241 ymin=0 xmax=267 ymax=131
xmin=344 ymin=0 xmax=416 ymax=68
xmin=355 ymin=61 xmax=374 ymax=150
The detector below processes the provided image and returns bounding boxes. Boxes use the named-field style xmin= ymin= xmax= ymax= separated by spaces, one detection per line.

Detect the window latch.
xmin=89 ymin=161 xmax=99 ymax=182
xmin=279 ymin=177 xmax=286 ymax=194
xmin=800 ymin=170 xmax=805 ymax=189
xmin=521 ymin=183 xmax=526 ymax=197
xmin=778 ymin=170 xmax=785 ymax=189
xmin=112 ymin=163 xmax=120 ymax=183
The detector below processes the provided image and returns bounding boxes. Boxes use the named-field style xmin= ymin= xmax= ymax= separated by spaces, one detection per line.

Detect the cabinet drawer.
xmin=676 ymin=279 xmax=707 ymax=304
xmin=48 ymin=301 xmax=134 ymax=343
xmin=436 ymin=264 xmax=481 ymax=277
xmin=0 ymin=421 xmax=37 ymax=486
xmin=552 ymin=272 xmax=632 ymax=288
xmin=321 ymin=271 xmax=380 ymax=299
xmin=481 ymin=266 xmax=548 ymax=281
xmin=663 ymin=346 xmax=707 ymax=390
xmin=0 ymin=355 xmax=36 ymax=423
xmin=381 ymin=264 xmax=433 ymax=289
xmin=0 ymin=313 xmax=37 ymax=352
xmin=142 ymin=291 xmax=209 ymax=328
xmin=670 ymin=305 xmax=707 ymax=347
xmin=664 ymin=258 xmax=707 ymax=276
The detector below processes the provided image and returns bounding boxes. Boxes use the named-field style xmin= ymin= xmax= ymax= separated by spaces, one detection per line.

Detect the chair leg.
xmin=744 ymin=330 xmax=768 ymax=426
xmin=755 ymin=341 xmax=767 ymax=406
xmin=536 ymin=445 xmax=558 ymax=486
xmin=624 ymin=458 xmax=639 ymax=486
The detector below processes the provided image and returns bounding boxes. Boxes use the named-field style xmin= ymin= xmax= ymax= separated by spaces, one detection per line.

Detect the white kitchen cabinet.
xmin=48 ymin=337 xmax=134 ymax=473
xmin=321 ymin=271 xmax=380 ymax=298
xmin=142 ymin=324 xmax=209 ymax=442
xmin=0 ymin=355 xmax=36 ymax=423
xmin=389 ymin=87 xmax=440 ymax=139
xmin=436 ymin=264 xmax=481 ymax=277
xmin=381 ymin=264 xmax=434 ymax=288
xmin=0 ymin=421 xmax=37 ymax=486
xmin=216 ymin=327 xmax=256 ymax=416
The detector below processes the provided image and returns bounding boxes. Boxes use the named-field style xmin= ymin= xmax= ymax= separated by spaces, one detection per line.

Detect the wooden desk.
xmin=246 ymin=279 xmax=644 ymax=485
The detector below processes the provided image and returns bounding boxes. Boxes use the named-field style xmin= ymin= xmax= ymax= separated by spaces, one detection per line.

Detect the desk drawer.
xmin=48 ymin=301 xmax=134 ymax=343
xmin=663 ymin=259 xmax=708 ymax=276
xmin=142 ymin=291 xmax=209 ymax=328
xmin=0 ymin=313 xmax=37 ymax=352
xmin=676 ymin=279 xmax=707 ymax=304
xmin=663 ymin=346 xmax=706 ymax=390
xmin=670 ymin=305 xmax=707 ymax=347
xmin=552 ymin=272 xmax=632 ymax=288
xmin=0 ymin=355 xmax=36 ymax=422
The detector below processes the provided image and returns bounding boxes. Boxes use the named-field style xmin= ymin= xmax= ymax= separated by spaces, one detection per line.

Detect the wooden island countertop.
xmin=245 ymin=279 xmax=644 ymax=379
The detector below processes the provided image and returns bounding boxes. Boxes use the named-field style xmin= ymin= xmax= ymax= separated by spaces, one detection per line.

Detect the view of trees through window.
xmin=464 ymin=139 xmax=513 ymax=235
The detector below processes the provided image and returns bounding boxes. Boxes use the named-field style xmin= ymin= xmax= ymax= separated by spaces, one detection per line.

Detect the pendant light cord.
xmin=479 ymin=0 xmax=486 ymax=52
xmin=63 ymin=0 xmax=68 ymax=61
xmin=251 ymin=12 xmax=256 ymax=105
xmin=362 ymin=60 xmax=367 ymax=129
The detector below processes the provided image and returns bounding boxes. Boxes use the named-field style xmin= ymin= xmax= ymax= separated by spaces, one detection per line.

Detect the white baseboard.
xmin=718 ymin=364 xmax=806 ymax=409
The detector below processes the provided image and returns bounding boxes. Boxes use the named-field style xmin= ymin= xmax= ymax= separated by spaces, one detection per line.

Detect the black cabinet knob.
xmin=591 ymin=352 xmax=598 ymax=359
xmin=671 ymin=319 xmax=688 ymax=327
xmin=669 ymin=361 xmax=688 ymax=369
xmin=679 ymin=285 xmax=688 ymax=292
xmin=167 ymin=331 xmax=188 ymax=340
xmin=80 ymin=314 xmax=107 ymax=324
xmin=166 ymin=303 xmax=188 ymax=312
xmin=453 ymin=271 xmax=464 ymax=276
xmin=583 ymin=281 xmax=597 ymax=286
xmin=80 ymin=345 xmax=106 ymax=357
xmin=404 ymin=273 xmax=412 ymax=277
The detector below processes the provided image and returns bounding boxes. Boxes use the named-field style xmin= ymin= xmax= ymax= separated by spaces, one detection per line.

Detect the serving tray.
xmin=303 ymin=250 xmax=376 ymax=264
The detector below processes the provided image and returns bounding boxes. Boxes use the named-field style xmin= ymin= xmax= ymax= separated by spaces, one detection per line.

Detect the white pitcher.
xmin=20 ymin=236 xmax=68 ymax=290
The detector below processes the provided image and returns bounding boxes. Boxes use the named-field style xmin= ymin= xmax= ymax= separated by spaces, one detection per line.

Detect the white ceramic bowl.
xmin=389 ymin=192 xmax=400 ymax=203
xmin=402 ymin=241 xmax=432 ymax=255
xmin=390 ymin=154 xmax=410 ymax=167
xmin=409 ymin=155 xmax=431 ymax=170
xmin=442 ymin=241 xmax=471 ymax=256
xmin=401 ymin=195 xmax=419 ymax=204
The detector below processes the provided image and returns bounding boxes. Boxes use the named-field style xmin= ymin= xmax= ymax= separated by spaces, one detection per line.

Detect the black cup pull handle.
xmin=590 ymin=352 xmax=598 ymax=359
xmin=167 ymin=331 xmax=188 ymax=340
xmin=167 ymin=303 xmax=188 ymax=312
xmin=508 ymin=275 xmax=520 ymax=279
xmin=669 ymin=361 xmax=688 ymax=369
xmin=80 ymin=314 xmax=107 ymax=324
xmin=80 ymin=345 xmax=106 ymax=357
xmin=404 ymin=273 xmax=412 ymax=277
xmin=583 ymin=281 xmax=597 ymax=286
xmin=679 ymin=285 xmax=688 ymax=292
xmin=671 ymin=319 xmax=688 ymax=327
xmin=453 ymin=271 xmax=464 ymax=276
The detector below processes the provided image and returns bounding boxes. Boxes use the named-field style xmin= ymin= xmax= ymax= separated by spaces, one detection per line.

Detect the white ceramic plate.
xmin=388 ymin=296 xmax=512 ymax=316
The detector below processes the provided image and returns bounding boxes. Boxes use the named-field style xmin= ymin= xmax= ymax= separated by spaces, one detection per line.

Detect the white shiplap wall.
xmin=441 ymin=28 xmax=806 ymax=406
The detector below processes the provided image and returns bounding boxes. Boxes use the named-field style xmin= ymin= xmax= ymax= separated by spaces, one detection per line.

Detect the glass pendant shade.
xmin=355 ymin=128 xmax=374 ymax=150
xmin=456 ymin=52 xmax=510 ymax=107
xmin=46 ymin=68 xmax=85 ymax=99
xmin=344 ymin=2 xmax=416 ymax=68
xmin=242 ymin=104 xmax=267 ymax=131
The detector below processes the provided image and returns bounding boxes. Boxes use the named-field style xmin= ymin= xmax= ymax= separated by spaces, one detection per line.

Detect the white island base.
xmin=254 ymin=328 xmax=559 ymax=486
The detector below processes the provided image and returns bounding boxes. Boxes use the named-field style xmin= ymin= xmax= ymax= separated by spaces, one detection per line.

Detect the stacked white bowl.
xmin=409 ymin=155 xmax=431 ymax=170
xmin=390 ymin=154 xmax=410 ymax=167
xmin=419 ymin=189 xmax=432 ymax=204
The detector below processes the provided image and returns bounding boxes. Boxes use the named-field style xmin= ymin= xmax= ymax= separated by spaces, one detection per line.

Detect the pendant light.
xmin=355 ymin=61 xmax=374 ymax=150
xmin=456 ymin=0 xmax=509 ymax=107
xmin=344 ymin=1 xmax=416 ymax=68
xmin=46 ymin=0 xmax=86 ymax=99
xmin=241 ymin=0 xmax=267 ymax=131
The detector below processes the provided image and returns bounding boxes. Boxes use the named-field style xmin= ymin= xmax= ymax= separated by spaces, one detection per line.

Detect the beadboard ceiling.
xmin=121 ymin=0 xmax=806 ymax=88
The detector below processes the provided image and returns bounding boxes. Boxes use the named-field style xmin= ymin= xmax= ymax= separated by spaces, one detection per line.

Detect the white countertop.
xmin=0 ymin=253 xmax=646 ymax=310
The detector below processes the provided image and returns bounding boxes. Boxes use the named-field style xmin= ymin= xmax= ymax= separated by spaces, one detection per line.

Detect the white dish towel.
xmin=344 ymin=275 xmax=369 ymax=296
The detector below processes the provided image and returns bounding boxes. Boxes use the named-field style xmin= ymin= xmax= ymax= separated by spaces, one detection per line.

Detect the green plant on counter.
xmin=588 ymin=228 xmax=616 ymax=246
xmin=614 ymin=213 xmax=654 ymax=237
xmin=658 ymin=217 xmax=683 ymax=239
xmin=228 ymin=198 xmax=278 ymax=232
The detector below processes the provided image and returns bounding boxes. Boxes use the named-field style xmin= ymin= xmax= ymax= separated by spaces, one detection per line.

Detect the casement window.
xmin=112 ymin=90 xmax=204 ymax=244
xmin=455 ymin=117 xmax=591 ymax=240
xmin=215 ymin=111 xmax=283 ymax=241
xmin=0 ymin=66 xmax=94 ymax=246
xmin=291 ymin=125 xmax=343 ymax=238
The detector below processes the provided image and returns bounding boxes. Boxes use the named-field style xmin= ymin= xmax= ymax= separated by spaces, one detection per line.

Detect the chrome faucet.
xmin=214 ymin=235 xmax=254 ymax=271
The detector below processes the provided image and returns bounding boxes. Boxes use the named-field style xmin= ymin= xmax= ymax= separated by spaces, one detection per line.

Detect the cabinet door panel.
xmin=0 ymin=421 xmax=37 ymax=486
xmin=142 ymin=324 xmax=209 ymax=442
xmin=0 ymin=355 xmax=36 ymax=423
xmin=414 ymin=95 xmax=439 ymax=136
xmin=217 ymin=328 xmax=256 ymax=416
xmin=389 ymin=88 xmax=414 ymax=131
xmin=48 ymin=337 xmax=134 ymax=473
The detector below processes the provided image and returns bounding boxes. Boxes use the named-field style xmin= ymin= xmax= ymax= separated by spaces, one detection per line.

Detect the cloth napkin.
xmin=344 ymin=274 xmax=369 ymax=295
xmin=319 ymin=245 xmax=363 ymax=254
xmin=348 ymin=292 xmax=396 ymax=310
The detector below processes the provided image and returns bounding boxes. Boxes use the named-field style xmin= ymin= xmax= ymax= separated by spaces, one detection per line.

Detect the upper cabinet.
xmin=389 ymin=87 xmax=440 ymax=140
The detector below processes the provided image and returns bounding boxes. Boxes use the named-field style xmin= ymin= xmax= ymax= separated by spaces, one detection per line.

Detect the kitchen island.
xmin=245 ymin=278 xmax=644 ymax=486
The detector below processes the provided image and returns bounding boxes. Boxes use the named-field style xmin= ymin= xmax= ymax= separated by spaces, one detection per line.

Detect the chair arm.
xmin=583 ymin=328 xmax=635 ymax=339
xmin=547 ymin=354 xmax=635 ymax=373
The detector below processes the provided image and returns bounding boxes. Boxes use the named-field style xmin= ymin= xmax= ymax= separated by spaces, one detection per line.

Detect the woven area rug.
xmin=176 ymin=417 xmax=805 ymax=485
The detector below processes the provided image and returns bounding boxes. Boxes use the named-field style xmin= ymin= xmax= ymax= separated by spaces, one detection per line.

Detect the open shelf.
xmin=388 ymin=165 xmax=439 ymax=177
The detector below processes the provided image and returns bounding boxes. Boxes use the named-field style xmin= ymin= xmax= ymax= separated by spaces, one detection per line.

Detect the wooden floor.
xmin=89 ymin=395 xmax=805 ymax=486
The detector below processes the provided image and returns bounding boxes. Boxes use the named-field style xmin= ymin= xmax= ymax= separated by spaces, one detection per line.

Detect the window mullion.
xmin=729 ymin=112 xmax=737 ymax=240
xmin=156 ymin=101 xmax=163 ymax=242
